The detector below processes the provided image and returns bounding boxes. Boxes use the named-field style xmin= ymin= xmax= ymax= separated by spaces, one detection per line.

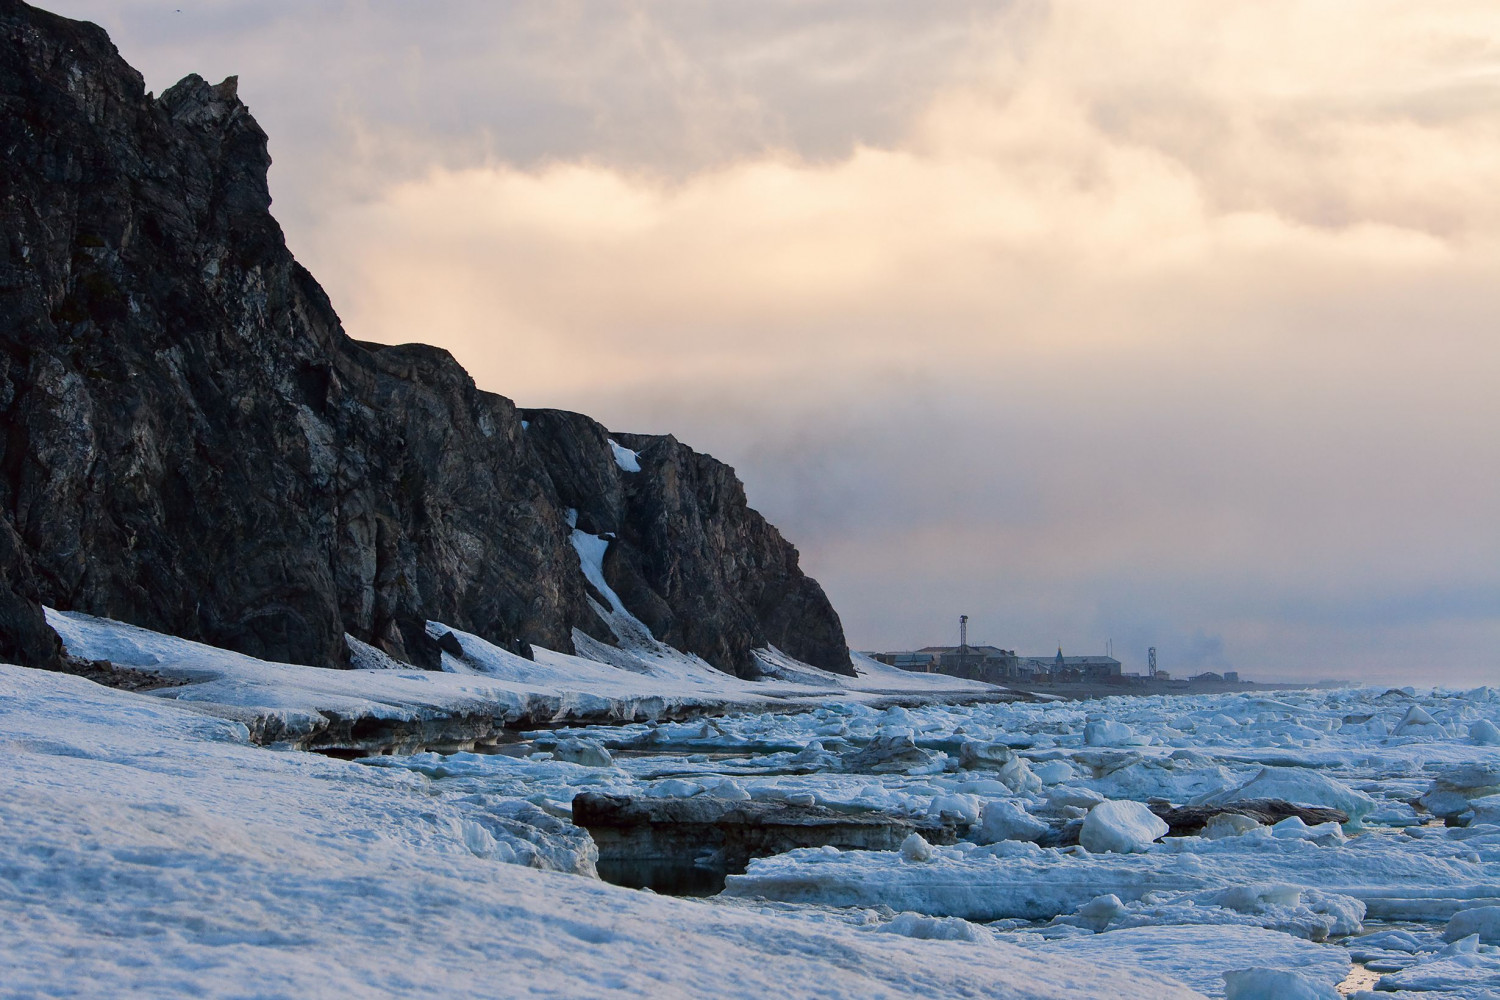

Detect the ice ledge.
xmin=40 ymin=608 xmax=1019 ymax=755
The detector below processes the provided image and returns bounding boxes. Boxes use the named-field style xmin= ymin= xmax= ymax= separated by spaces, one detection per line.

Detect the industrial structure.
xmin=869 ymin=624 xmax=1250 ymax=690
xmin=869 ymin=617 xmax=1124 ymax=685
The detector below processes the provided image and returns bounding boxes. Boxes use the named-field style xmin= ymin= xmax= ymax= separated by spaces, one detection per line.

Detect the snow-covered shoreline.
xmin=44 ymin=608 xmax=1013 ymax=754
xmin=13 ymin=610 xmax=1500 ymax=998
xmin=0 ymin=663 xmax=1201 ymax=1000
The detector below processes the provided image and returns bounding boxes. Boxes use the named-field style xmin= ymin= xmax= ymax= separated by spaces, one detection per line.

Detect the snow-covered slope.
xmin=44 ymin=608 xmax=1002 ymax=752
xmin=0 ymin=664 xmax=1201 ymax=1000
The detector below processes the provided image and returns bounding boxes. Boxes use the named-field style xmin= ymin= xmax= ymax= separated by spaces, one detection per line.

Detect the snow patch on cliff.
xmin=608 ymin=438 xmax=642 ymax=472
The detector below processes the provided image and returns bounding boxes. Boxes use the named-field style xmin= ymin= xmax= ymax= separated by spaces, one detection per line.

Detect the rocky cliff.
xmin=0 ymin=0 xmax=851 ymax=678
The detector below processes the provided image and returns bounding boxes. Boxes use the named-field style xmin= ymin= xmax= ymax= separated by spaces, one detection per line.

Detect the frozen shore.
xmin=1 ymin=662 xmax=1198 ymax=1000
xmin=11 ymin=610 xmax=1500 ymax=998
xmin=44 ymin=608 xmax=1016 ymax=754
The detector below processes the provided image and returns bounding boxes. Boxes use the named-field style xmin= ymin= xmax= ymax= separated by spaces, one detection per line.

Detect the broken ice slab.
xmin=722 ymin=828 xmax=1500 ymax=923
xmin=573 ymin=791 xmax=967 ymax=894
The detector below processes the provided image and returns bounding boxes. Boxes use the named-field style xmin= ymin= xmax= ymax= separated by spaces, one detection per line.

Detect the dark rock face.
xmin=0 ymin=515 xmax=61 ymax=668
xmin=573 ymin=791 xmax=965 ymax=881
xmin=523 ymin=411 xmax=850 ymax=676
xmin=0 ymin=1 xmax=849 ymax=676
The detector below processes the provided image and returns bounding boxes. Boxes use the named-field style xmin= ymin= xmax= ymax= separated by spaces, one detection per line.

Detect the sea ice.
xmin=1046 ymin=883 xmax=1364 ymax=941
xmin=1040 ymin=925 xmax=1348 ymax=998
xmin=1079 ymin=800 xmax=1170 ymax=853
xmin=1446 ymin=904 xmax=1500 ymax=943
xmin=1203 ymin=813 xmax=1263 ymax=839
xmin=878 ymin=911 xmax=992 ymax=943
xmin=25 ymin=610 xmax=1500 ymax=997
xmin=1474 ymin=796 xmax=1500 ymax=826
xmin=1270 ymin=816 xmax=1347 ymax=845
xmin=0 ymin=665 xmax=1201 ymax=1000
xmin=900 ymin=833 xmax=935 ymax=862
xmin=1394 ymin=704 xmax=1448 ymax=737
xmin=1370 ymin=934 xmax=1500 ymax=993
xmin=1197 ymin=766 xmax=1376 ymax=827
xmin=552 ymin=737 xmax=615 ymax=767
xmin=1221 ymin=967 xmax=1338 ymax=1000
xmin=977 ymin=799 xmax=1050 ymax=844
xmin=724 ymin=824 xmax=1498 ymax=922
xmin=1085 ymin=719 xmax=1135 ymax=746
xmin=1032 ymin=759 xmax=1076 ymax=784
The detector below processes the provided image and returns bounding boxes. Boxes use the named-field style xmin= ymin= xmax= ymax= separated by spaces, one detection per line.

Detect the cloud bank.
xmin=55 ymin=0 xmax=1500 ymax=682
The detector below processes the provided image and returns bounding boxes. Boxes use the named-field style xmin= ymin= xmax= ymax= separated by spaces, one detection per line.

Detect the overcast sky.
xmin=50 ymin=1 xmax=1500 ymax=684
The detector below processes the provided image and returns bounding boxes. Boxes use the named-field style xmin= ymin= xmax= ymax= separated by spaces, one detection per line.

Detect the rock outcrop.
xmin=572 ymin=791 xmax=966 ymax=876
xmin=0 ymin=1 xmax=850 ymax=677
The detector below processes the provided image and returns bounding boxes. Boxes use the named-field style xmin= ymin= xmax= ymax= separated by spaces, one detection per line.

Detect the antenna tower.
xmin=959 ymin=615 xmax=970 ymax=675
xmin=1148 ymin=646 xmax=1158 ymax=679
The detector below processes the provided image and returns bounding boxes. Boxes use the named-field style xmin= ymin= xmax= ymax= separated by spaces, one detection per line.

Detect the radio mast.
xmin=958 ymin=614 xmax=969 ymax=674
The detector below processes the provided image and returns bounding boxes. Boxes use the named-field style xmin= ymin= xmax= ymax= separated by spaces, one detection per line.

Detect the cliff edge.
xmin=0 ymin=0 xmax=851 ymax=677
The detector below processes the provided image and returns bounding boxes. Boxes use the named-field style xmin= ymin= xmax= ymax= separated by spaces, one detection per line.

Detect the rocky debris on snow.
xmin=48 ymin=654 xmax=190 ymax=693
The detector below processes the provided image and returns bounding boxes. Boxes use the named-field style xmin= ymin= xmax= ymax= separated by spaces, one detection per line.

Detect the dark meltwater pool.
xmin=594 ymin=857 xmax=735 ymax=897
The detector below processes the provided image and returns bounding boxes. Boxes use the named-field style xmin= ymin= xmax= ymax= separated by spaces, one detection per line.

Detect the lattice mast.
xmin=959 ymin=615 xmax=970 ymax=674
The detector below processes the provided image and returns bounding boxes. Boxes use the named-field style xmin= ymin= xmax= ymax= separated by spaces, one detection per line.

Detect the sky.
xmin=47 ymin=1 xmax=1500 ymax=685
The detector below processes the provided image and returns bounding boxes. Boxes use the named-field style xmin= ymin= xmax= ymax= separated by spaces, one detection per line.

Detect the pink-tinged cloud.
xmin=49 ymin=0 xmax=1500 ymax=682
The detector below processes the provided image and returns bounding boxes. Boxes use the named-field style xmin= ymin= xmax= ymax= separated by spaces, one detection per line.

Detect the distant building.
xmin=1068 ymin=655 xmax=1124 ymax=681
xmin=1223 ymin=671 xmax=1239 ymax=683
xmin=875 ymin=645 xmax=1025 ymax=683
xmin=1018 ymin=650 xmax=1122 ymax=683
xmin=1192 ymin=671 xmax=1224 ymax=683
xmin=923 ymin=645 xmax=1021 ymax=683
xmin=877 ymin=644 xmax=1127 ymax=685
xmin=873 ymin=651 xmax=937 ymax=672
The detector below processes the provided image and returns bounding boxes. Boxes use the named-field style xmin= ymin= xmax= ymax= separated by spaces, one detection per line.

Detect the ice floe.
xmin=0 ymin=664 xmax=1204 ymax=1000
xmin=17 ymin=608 xmax=1500 ymax=997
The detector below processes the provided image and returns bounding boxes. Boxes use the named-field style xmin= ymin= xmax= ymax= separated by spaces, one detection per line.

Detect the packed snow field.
xmin=6 ymin=612 xmax=1500 ymax=998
